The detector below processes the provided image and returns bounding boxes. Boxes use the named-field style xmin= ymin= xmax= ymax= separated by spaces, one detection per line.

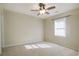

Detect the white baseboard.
xmin=3 ymin=42 xmax=27 ymax=48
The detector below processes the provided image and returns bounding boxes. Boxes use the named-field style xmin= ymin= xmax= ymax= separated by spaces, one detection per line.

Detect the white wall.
xmin=0 ymin=16 xmax=1 ymax=54
xmin=4 ymin=9 xmax=44 ymax=47
xmin=0 ymin=8 xmax=2 ymax=54
xmin=44 ymin=8 xmax=79 ymax=51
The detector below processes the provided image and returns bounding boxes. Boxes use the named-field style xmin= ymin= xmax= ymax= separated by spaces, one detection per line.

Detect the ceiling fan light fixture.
xmin=31 ymin=3 xmax=56 ymax=15
xmin=39 ymin=9 xmax=46 ymax=15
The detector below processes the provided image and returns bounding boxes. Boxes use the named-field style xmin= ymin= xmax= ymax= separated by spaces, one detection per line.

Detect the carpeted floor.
xmin=2 ymin=42 xmax=77 ymax=56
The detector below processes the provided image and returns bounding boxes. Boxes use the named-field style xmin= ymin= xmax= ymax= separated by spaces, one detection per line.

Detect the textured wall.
xmin=4 ymin=10 xmax=44 ymax=47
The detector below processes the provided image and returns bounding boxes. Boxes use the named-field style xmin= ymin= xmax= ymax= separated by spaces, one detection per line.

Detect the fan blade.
xmin=45 ymin=12 xmax=50 ymax=14
xmin=31 ymin=10 xmax=39 ymax=11
xmin=46 ymin=6 xmax=55 ymax=10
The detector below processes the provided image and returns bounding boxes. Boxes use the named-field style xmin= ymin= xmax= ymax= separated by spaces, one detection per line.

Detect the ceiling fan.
xmin=31 ymin=3 xmax=56 ymax=15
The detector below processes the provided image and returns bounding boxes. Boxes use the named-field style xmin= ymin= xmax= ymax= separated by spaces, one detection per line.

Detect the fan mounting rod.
xmin=39 ymin=3 xmax=45 ymax=10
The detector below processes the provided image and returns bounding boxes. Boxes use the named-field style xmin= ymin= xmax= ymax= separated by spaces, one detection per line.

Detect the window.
xmin=54 ymin=18 xmax=66 ymax=37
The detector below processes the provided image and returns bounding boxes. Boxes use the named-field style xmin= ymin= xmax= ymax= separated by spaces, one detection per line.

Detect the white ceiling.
xmin=1 ymin=3 xmax=79 ymax=19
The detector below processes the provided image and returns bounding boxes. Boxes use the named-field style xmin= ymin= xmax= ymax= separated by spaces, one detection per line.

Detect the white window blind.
xmin=54 ymin=17 xmax=66 ymax=37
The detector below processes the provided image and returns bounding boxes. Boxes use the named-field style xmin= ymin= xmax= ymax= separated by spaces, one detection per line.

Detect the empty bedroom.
xmin=0 ymin=3 xmax=79 ymax=56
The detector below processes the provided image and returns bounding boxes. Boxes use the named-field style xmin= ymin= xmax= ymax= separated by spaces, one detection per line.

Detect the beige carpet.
xmin=2 ymin=42 xmax=77 ymax=56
